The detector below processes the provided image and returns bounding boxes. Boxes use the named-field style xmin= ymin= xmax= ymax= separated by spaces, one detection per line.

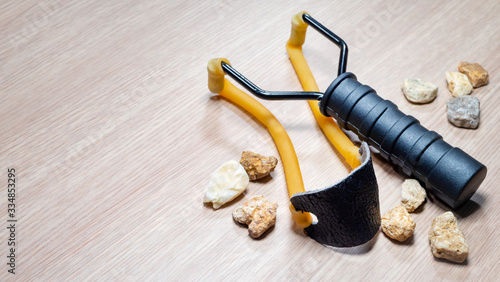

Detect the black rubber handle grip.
xmin=319 ymin=73 xmax=487 ymax=208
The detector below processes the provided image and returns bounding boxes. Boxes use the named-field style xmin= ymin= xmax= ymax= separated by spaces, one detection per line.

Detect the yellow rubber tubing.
xmin=208 ymin=58 xmax=312 ymax=228
xmin=287 ymin=12 xmax=361 ymax=169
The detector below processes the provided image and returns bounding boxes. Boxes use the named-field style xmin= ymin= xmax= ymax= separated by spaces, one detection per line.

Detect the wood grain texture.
xmin=1 ymin=0 xmax=499 ymax=280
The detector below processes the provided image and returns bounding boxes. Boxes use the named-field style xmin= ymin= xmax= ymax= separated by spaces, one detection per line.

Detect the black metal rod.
xmin=221 ymin=61 xmax=323 ymax=100
xmin=302 ymin=13 xmax=348 ymax=76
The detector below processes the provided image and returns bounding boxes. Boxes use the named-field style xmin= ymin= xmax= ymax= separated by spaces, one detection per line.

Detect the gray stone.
xmin=446 ymin=96 xmax=480 ymax=129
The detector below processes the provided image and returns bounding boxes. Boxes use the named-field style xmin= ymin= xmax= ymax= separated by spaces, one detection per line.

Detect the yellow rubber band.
xmin=287 ymin=12 xmax=361 ymax=169
xmin=207 ymin=59 xmax=312 ymax=228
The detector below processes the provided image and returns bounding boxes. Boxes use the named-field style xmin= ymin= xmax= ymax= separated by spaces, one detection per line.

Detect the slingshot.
xmin=207 ymin=12 xmax=486 ymax=247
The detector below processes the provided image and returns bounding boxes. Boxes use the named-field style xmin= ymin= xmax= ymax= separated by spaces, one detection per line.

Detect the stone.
xmin=381 ymin=205 xmax=416 ymax=242
xmin=401 ymin=179 xmax=426 ymax=212
xmin=401 ymin=78 xmax=438 ymax=103
xmin=428 ymin=211 xmax=469 ymax=263
xmin=204 ymin=160 xmax=249 ymax=209
xmin=445 ymin=72 xmax=473 ymax=97
xmin=458 ymin=62 xmax=489 ymax=88
xmin=233 ymin=195 xmax=278 ymax=238
xmin=240 ymin=151 xmax=278 ymax=181
xmin=446 ymin=96 xmax=480 ymax=129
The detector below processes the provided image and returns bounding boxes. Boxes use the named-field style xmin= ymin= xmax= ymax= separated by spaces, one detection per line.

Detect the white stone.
xmin=401 ymin=179 xmax=426 ymax=212
xmin=401 ymin=78 xmax=438 ymax=103
xmin=204 ymin=160 xmax=249 ymax=209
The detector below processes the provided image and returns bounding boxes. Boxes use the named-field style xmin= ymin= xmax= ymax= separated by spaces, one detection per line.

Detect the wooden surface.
xmin=1 ymin=0 xmax=500 ymax=280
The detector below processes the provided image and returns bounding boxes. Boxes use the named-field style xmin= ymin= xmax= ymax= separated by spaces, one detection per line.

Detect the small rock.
xmin=381 ymin=206 xmax=416 ymax=242
xmin=445 ymin=72 xmax=473 ymax=97
xmin=446 ymin=96 xmax=480 ymax=129
xmin=240 ymin=151 xmax=278 ymax=181
xmin=233 ymin=195 xmax=278 ymax=238
xmin=428 ymin=211 xmax=469 ymax=263
xmin=401 ymin=78 xmax=438 ymax=103
xmin=458 ymin=62 xmax=489 ymax=88
xmin=401 ymin=179 xmax=426 ymax=212
xmin=204 ymin=160 xmax=249 ymax=209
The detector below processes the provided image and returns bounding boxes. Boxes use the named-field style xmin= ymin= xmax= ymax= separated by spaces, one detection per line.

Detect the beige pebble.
xmin=203 ymin=160 xmax=249 ymax=209
xmin=381 ymin=206 xmax=416 ymax=242
xmin=401 ymin=78 xmax=438 ymax=103
xmin=458 ymin=62 xmax=489 ymax=88
xmin=446 ymin=72 xmax=473 ymax=97
xmin=240 ymin=151 xmax=278 ymax=181
xmin=428 ymin=211 xmax=469 ymax=263
xmin=233 ymin=195 xmax=278 ymax=238
xmin=401 ymin=179 xmax=426 ymax=212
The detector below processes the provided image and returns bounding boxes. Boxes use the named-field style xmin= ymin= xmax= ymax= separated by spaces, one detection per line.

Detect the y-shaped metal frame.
xmin=302 ymin=13 xmax=348 ymax=76
xmin=220 ymin=14 xmax=348 ymax=100
xmin=220 ymin=62 xmax=323 ymax=100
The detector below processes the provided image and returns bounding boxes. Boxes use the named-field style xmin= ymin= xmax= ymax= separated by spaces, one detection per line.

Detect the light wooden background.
xmin=1 ymin=0 xmax=499 ymax=280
